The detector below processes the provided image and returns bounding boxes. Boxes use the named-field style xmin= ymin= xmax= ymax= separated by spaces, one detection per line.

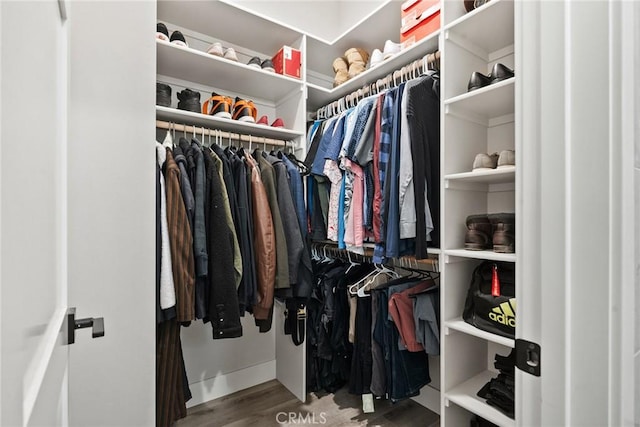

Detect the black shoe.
xmin=247 ymin=56 xmax=262 ymax=69
xmin=156 ymin=23 xmax=169 ymax=42
xmin=490 ymin=63 xmax=514 ymax=84
xmin=170 ymin=30 xmax=187 ymax=47
xmin=261 ymin=59 xmax=275 ymax=73
xmin=177 ymin=88 xmax=200 ymax=113
xmin=488 ymin=212 xmax=515 ymax=253
xmin=468 ymin=71 xmax=491 ymax=91
xmin=156 ymin=83 xmax=172 ymax=107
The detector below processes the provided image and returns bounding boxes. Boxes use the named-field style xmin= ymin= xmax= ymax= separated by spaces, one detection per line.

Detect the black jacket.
xmin=203 ymin=150 xmax=242 ymax=338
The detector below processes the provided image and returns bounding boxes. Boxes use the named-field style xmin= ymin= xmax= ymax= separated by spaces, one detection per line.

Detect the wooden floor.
xmin=178 ymin=380 xmax=440 ymax=427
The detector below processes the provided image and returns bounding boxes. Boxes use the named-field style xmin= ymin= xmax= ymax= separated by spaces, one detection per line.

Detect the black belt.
xmin=284 ymin=299 xmax=306 ymax=346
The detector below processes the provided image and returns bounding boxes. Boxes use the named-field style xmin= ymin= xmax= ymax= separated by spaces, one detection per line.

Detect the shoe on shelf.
xmin=488 ymin=213 xmax=515 ymax=253
xmin=468 ymin=71 xmax=491 ymax=91
xmin=345 ymin=48 xmax=370 ymax=79
xmin=177 ymin=88 xmax=201 ymax=113
xmin=202 ymin=92 xmax=233 ymax=119
xmin=271 ymin=118 xmax=284 ymax=128
xmin=261 ymin=59 xmax=275 ymax=72
xmin=497 ymin=150 xmax=515 ymax=169
xmin=472 ymin=152 xmax=499 ymax=171
xmin=232 ymin=97 xmax=257 ymax=122
xmin=224 ymin=47 xmax=238 ymax=62
xmin=369 ymin=48 xmax=384 ymax=68
xmin=382 ymin=40 xmax=402 ymax=60
xmin=170 ymin=31 xmax=187 ymax=47
xmin=156 ymin=82 xmax=172 ymax=107
xmin=247 ymin=56 xmax=262 ymax=69
xmin=257 ymin=115 xmax=269 ymax=125
xmin=157 ymin=23 xmax=169 ymax=42
xmin=465 ymin=214 xmax=493 ymax=251
xmin=490 ymin=63 xmax=514 ymax=84
xmin=333 ymin=56 xmax=349 ymax=87
xmin=207 ymin=42 xmax=224 ymax=56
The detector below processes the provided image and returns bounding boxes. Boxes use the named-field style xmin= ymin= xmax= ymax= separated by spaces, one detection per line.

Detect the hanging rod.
xmin=156 ymin=120 xmax=292 ymax=149
xmin=315 ymin=50 xmax=441 ymax=120
xmin=310 ymin=241 xmax=439 ymax=272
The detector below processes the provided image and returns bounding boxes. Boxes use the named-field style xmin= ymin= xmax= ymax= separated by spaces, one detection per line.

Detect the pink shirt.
xmin=343 ymin=159 xmax=364 ymax=247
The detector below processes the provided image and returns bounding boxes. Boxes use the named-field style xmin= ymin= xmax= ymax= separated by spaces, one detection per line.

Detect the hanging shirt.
xmin=156 ymin=143 xmax=177 ymax=316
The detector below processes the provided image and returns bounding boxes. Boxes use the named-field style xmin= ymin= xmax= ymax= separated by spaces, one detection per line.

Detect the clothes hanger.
xmin=344 ymin=250 xmax=359 ymax=274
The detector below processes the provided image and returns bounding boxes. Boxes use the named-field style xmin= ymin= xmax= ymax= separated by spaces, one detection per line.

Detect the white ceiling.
xmin=223 ymin=0 xmax=390 ymax=44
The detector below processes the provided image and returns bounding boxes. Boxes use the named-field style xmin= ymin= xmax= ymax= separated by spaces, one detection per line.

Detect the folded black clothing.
xmin=470 ymin=415 xmax=499 ymax=427
xmin=494 ymin=349 xmax=516 ymax=375
xmin=487 ymin=396 xmax=514 ymax=419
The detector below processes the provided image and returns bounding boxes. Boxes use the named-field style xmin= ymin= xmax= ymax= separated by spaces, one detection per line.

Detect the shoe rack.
xmin=155 ymin=1 xmax=308 ymax=157
xmin=440 ymin=1 xmax=517 ymax=426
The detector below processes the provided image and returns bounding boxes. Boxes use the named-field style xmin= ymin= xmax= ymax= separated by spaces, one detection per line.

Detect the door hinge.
xmin=515 ymin=339 xmax=541 ymax=376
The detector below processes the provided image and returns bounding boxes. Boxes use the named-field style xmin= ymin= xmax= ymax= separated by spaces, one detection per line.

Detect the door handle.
xmin=66 ymin=307 xmax=105 ymax=345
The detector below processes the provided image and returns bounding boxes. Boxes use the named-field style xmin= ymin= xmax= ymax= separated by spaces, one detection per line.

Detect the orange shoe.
xmin=232 ymin=97 xmax=257 ymax=123
xmin=202 ymin=93 xmax=233 ymax=119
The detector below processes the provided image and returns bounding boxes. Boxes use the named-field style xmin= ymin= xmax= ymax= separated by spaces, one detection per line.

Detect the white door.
xmin=1 ymin=1 xmax=156 ymax=425
xmin=517 ymin=0 xmax=637 ymax=425
xmin=1 ymin=1 xmax=71 ymax=425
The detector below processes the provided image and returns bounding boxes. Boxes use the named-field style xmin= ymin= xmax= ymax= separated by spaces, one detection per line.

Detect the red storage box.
xmin=272 ymin=46 xmax=301 ymax=79
xmin=400 ymin=1 xmax=441 ymax=48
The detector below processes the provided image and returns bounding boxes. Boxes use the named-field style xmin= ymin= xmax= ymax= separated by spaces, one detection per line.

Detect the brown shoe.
xmin=488 ymin=213 xmax=515 ymax=253
xmin=333 ymin=56 xmax=349 ymax=87
xmin=465 ymin=214 xmax=492 ymax=251
xmin=344 ymin=48 xmax=370 ymax=78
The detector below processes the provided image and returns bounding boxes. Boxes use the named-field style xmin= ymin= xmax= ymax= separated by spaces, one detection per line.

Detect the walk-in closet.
xmin=0 ymin=1 xmax=636 ymax=426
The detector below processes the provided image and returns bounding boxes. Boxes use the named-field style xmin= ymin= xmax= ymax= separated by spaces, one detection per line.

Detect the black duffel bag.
xmin=463 ymin=261 xmax=516 ymax=338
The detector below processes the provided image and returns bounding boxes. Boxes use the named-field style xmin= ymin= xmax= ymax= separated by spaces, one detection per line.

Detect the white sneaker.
xmin=382 ymin=40 xmax=402 ymax=60
xmin=369 ymin=49 xmax=384 ymax=68
xmin=207 ymin=42 xmax=223 ymax=57
xmin=224 ymin=47 xmax=239 ymax=62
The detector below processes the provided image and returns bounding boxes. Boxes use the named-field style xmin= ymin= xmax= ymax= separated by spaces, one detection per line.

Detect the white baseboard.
xmin=187 ymin=360 xmax=276 ymax=408
xmin=412 ymin=385 xmax=441 ymax=415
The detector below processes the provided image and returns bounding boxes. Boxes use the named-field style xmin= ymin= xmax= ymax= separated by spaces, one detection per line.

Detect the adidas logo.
xmin=489 ymin=298 xmax=516 ymax=327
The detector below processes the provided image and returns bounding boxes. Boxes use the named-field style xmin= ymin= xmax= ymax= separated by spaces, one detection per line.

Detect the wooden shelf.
xmin=444 ymin=0 xmax=514 ymax=57
xmin=444 ymin=78 xmax=515 ymax=122
xmin=306 ymin=30 xmax=441 ymax=111
xmin=445 ymin=169 xmax=515 ymax=185
xmin=157 ymin=40 xmax=302 ymax=103
xmin=156 ymin=106 xmax=304 ymax=141
xmin=445 ymin=318 xmax=515 ymax=348
xmin=446 ymin=370 xmax=515 ymax=427
xmin=444 ymin=249 xmax=516 ymax=263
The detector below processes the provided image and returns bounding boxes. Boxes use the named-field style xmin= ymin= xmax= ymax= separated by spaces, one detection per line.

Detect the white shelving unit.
xmin=157 ymin=41 xmax=303 ymax=103
xmin=441 ymin=0 xmax=517 ymax=425
xmin=156 ymin=106 xmax=303 ymax=141
xmin=445 ymin=371 xmax=515 ymax=427
xmin=445 ymin=318 xmax=515 ymax=348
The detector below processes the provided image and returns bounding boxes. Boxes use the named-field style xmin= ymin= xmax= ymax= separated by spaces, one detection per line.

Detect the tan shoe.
xmin=344 ymin=48 xmax=370 ymax=78
xmin=333 ymin=56 xmax=349 ymax=87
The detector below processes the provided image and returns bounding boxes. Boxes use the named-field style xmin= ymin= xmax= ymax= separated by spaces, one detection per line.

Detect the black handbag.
xmin=462 ymin=261 xmax=516 ymax=339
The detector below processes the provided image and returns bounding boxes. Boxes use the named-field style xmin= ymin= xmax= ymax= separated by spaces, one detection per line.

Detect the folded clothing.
xmin=477 ymin=349 xmax=515 ymax=419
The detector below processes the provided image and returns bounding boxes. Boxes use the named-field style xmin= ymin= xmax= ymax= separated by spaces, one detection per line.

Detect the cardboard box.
xmin=272 ymin=46 xmax=301 ymax=79
xmin=401 ymin=0 xmax=439 ymax=23
xmin=400 ymin=1 xmax=441 ymax=48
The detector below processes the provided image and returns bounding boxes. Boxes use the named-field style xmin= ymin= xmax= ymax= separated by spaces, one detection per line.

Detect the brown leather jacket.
xmin=245 ymin=153 xmax=275 ymax=319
